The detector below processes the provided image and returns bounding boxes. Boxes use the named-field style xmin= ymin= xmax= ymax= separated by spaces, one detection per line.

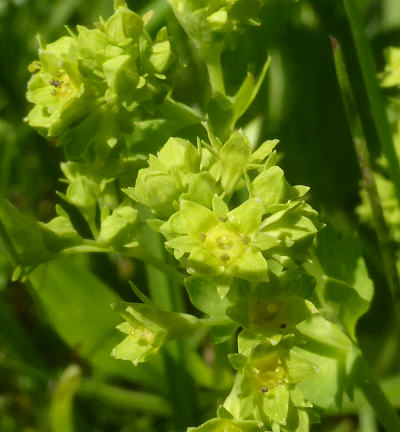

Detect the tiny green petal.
xmin=187 ymin=246 xmax=223 ymax=276
xmin=212 ymin=194 xmax=229 ymax=217
xmin=253 ymin=232 xmax=280 ymax=250
xmin=230 ymin=249 xmax=268 ymax=281
xmin=228 ymin=199 xmax=264 ymax=235
xmin=180 ymin=200 xmax=219 ymax=234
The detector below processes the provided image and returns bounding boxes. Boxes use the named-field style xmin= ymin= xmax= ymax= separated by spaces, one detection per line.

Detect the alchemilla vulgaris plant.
xmin=2 ymin=0 xmax=400 ymax=431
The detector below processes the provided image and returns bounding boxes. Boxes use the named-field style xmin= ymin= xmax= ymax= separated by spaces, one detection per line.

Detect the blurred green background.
xmin=1 ymin=0 xmax=400 ymax=431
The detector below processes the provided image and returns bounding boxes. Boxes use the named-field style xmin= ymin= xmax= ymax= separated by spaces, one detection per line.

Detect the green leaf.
xmin=305 ymin=226 xmax=374 ymax=338
xmin=0 ymin=197 xmax=80 ymax=274
xmin=232 ymin=56 xmax=271 ymax=125
xmin=296 ymin=315 xmax=354 ymax=409
xmin=185 ymin=276 xmax=231 ymax=319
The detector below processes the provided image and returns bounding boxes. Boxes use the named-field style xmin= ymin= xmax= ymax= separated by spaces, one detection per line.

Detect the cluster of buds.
xmin=26 ymin=0 xmax=173 ymax=156
xmin=128 ymin=130 xmax=321 ymax=281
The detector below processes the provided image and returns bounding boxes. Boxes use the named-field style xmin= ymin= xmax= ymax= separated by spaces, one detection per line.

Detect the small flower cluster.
xmin=26 ymin=0 xmax=173 ymax=153
xmin=119 ymin=129 xmax=321 ymax=430
xmin=24 ymin=2 xmax=332 ymax=431
xmin=128 ymin=131 xmax=321 ymax=282
xmin=168 ymin=0 xmax=267 ymax=57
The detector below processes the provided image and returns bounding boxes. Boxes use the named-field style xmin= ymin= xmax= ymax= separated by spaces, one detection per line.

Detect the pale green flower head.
xmin=161 ymin=190 xmax=320 ymax=280
xmin=381 ymin=47 xmax=400 ymax=88
xmin=112 ymin=301 xmax=201 ymax=365
xmin=161 ymin=196 xmax=271 ymax=281
xmin=224 ymin=335 xmax=314 ymax=429
xmin=26 ymin=0 xmax=174 ymax=143
xmin=168 ymin=0 xmax=267 ymax=56
xmin=26 ymin=36 xmax=92 ymax=138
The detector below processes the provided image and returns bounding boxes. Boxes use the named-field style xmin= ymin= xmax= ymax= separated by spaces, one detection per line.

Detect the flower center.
xmin=130 ymin=326 xmax=155 ymax=345
xmin=249 ymin=300 xmax=284 ymax=329
xmin=252 ymin=353 xmax=286 ymax=393
xmin=204 ymin=223 xmax=247 ymax=265
xmin=50 ymin=70 xmax=77 ymax=100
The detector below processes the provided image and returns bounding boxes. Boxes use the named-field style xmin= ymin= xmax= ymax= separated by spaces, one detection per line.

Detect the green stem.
xmin=357 ymin=356 xmax=400 ymax=432
xmin=62 ymin=240 xmax=185 ymax=282
xmin=78 ymin=379 xmax=172 ymax=417
xmin=342 ymin=0 xmax=400 ymax=214
xmin=206 ymin=52 xmax=226 ymax=95
xmin=359 ymin=403 xmax=378 ymax=432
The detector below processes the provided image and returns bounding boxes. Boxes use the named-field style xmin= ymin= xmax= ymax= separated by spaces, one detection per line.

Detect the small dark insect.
xmin=280 ymin=323 xmax=287 ymax=329
xmin=219 ymin=216 xmax=228 ymax=222
xmin=260 ymin=386 xmax=269 ymax=393
xmin=50 ymin=79 xmax=62 ymax=88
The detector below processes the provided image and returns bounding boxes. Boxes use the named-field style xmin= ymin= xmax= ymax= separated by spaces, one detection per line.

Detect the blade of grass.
xmin=342 ymin=0 xmax=400 ymax=214
xmin=331 ymin=37 xmax=400 ymax=309
xmin=332 ymin=37 xmax=400 ymax=431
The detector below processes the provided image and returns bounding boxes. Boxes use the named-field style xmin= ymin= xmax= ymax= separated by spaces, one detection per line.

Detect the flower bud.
xmin=131 ymin=169 xmax=180 ymax=218
xmin=98 ymin=204 xmax=138 ymax=248
xmin=157 ymin=137 xmax=200 ymax=174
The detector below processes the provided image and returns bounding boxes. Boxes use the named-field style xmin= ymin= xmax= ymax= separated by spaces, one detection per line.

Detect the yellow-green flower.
xmin=161 ymin=196 xmax=274 ymax=281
